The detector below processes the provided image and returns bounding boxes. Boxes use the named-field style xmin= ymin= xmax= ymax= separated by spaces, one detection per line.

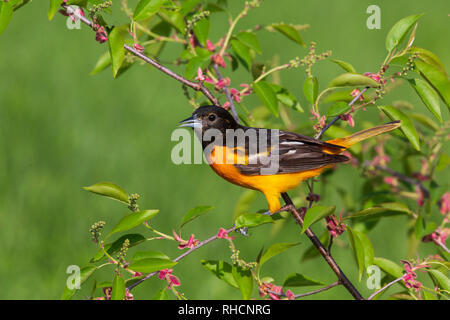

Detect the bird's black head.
xmin=179 ymin=105 xmax=239 ymax=134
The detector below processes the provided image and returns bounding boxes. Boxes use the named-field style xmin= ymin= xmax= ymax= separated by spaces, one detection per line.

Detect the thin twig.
xmin=212 ymin=64 xmax=240 ymax=123
xmin=367 ymin=276 xmax=403 ymax=300
xmin=370 ymin=163 xmax=430 ymax=199
xmin=315 ymin=86 xmax=369 ymax=140
xmin=294 ymin=281 xmax=340 ymax=299
xmin=126 ymin=227 xmax=235 ymax=291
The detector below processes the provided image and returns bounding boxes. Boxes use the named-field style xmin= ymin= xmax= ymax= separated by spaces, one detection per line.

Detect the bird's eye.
xmin=208 ymin=114 xmax=216 ymax=122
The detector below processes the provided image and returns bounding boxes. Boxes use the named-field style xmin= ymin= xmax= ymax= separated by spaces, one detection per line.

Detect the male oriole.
xmin=180 ymin=105 xmax=401 ymax=213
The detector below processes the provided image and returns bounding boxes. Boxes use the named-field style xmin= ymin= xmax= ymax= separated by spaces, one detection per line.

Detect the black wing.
xmin=234 ymin=128 xmax=348 ymax=176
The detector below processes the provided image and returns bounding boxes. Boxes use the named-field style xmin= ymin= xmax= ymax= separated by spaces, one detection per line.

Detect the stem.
xmin=126 ymin=227 xmax=235 ymax=291
xmin=315 ymin=86 xmax=369 ymax=139
xmin=281 ymin=193 xmax=364 ymax=300
xmin=218 ymin=7 xmax=249 ymax=57
xmin=212 ymin=64 xmax=240 ymax=123
xmin=370 ymin=163 xmax=430 ymax=199
xmin=367 ymin=276 xmax=403 ymax=300
xmin=294 ymin=281 xmax=340 ymax=299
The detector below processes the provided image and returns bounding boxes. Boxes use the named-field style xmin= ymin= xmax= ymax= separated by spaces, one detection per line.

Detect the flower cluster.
xmin=158 ymin=269 xmax=181 ymax=289
xmin=401 ymin=260 xmax=428 ymax=292
xmin=258 ymin=282 xmax=294 ymax=300
xmin=173 ymin=230 xmax=199 ymax=249
xmin=325 ymin=211 xmax=346 ymax=238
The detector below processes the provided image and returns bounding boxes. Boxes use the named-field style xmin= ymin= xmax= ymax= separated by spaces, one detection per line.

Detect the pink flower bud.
xmin=206 ymin=40 xmax=215 ymax=52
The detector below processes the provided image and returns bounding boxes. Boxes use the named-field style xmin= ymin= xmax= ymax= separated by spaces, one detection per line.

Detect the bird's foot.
xmin=234 ymin=226 xmax=249 ymax=237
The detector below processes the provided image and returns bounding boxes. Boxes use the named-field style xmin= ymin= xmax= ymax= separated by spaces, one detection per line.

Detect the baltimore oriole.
xmin=180 ymin=105 xmax=401 ymax=213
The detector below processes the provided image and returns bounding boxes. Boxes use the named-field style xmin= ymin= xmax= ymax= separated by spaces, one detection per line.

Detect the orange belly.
xmin=207 ymin=146 xmax=329 ymax=212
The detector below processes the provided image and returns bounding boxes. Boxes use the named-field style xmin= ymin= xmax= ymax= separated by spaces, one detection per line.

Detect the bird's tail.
xmin=324 ymin=121 xmax=401 ymax=152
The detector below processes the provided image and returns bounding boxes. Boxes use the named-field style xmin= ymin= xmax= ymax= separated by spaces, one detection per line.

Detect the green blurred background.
xmin=0 ymin=0 xmax=448 ymax=299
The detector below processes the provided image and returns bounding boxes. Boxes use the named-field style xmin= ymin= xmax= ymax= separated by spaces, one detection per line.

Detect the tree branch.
xmin=281 ymin=193 xmax=364 ymax=300
xmin=294 ymin=281 xmax=340 ymax=299
xmin=62 ymin=5 xmax=220 ymax=107
xmin=315 ymin=86 xmax=369 ymax=139
xmin=126 ymin=226 xmax=235 ymax=291
xmin=212 ymin=64 xmax=240 ymax=123
xmin=369 ymin=163 xmax=430 ymax=199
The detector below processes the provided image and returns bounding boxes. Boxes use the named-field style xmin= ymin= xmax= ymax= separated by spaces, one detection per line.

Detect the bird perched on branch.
xmin=180 ymin=105 xmax=401 ymax=214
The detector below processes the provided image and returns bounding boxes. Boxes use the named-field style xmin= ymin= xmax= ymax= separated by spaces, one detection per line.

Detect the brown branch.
xmin=62 ymin=5 xmax=220 ymax=107
xmin=315 ymin=86 xmax=369 ymax=140
xmin=212 ymin=64 xmax=240 ymax=123
xmin=281 ymin=193 xmax=364 ymax=300
xmin=294 ymin=281 xmax=340 ymax=299
xmin=369 ymin=163 xmax=430 ymax=199
xmin=126 ymin=226 xmax=235 ymax=291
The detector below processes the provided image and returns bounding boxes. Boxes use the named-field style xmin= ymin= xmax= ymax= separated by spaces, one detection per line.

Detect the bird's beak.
xmin=179 ymin=115 xmax=201 ymax=128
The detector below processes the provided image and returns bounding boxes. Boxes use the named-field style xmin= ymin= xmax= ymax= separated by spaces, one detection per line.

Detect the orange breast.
xmin=207 ymin=146 xmax=329 ymax=212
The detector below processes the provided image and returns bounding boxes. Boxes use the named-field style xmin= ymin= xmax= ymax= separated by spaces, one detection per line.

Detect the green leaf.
xmin=373 ymin=257 xmax=404 ymax=278
xmin=107 ymin=210 xmax=159 ymax=238
xmin=330 ymin=59 xmax=356 ymax=73
xmin=152 ymin=288 xmax=169 ymax=300
xmin=344 ymin=202 xmax=411 ymax=221
xmin=407 ymin=78 xmax=442 ymax=122
xmin=0 ymin=2 xmax=13 ymax=34
xmin=271 ymin=23 xmax=305 ymax=46
xmin=235 ymin=31 xmax=261 ymax=54
xmin=133 ymin=250 xmax=170 ymax=261
xmin=379 ymin=105 xmax=420 ymax=151
xmin=108 ymin=27 xmax=125 ymax=78
xmin=234 ymin=213 xmax=274 ymax=229
xmin=436 ymin=153 xmax=450 ymax=172
xmin=83 ymin=182 xmax=130 ymax=204
xmin=253 ymin=81 xmax=279 ymax=116
xmin=428 ymin=269 xmax=450 ymax=292
xmin=111 ymin=274 xmax=125 ymax=300
xmin=159 ymin=9 xmax=185 ymax=34
xmin=193 ymin=17 xmax=210 ymax=46
xmin=90 ymin=51 xmax=112 ymax=75
xmin=385 ymin=14 xmax=423 ymax=52
xmin=185 ymin=55 xmax=210 ymax=80
xmin=347 ymin=226 xmax=374 ymax=281
xmin=414 ymin=215 xmax=436 ymax=240
xmin=329 ymin=73 xmax=379 ymax=88
xmin=259 ymin=242 xmax=300 ymax=267
xmin=201 ymin=260 xmax=238 ymax=288
xmin=230 ymin=39 xmax=252 ymax=69
xmin=61 ymin=265 xmax=98 ymax=300
xmin=303 ymin=77 xmax=319 ymax=104
xmin=128 ymin=258 xmax=177 ymax=273
xmin=233 ymin=190 xmax=258 ymax=221
xmin=232 ymin=265 xmax=253 ymax=300
xmin=283 ymin=273 xmax=325 ymax=287
xmin=302 ymin=205 xmax=336 ymax=233
xmin=410 ymin=113 xmax=439 ymax=131
xmin=133 ymin=0 xmax=165 ymax=21
xmin=268 ymin=83 xmax=303 ymax=112
xmin=409 ymin=46 xmax=447 ymax=75
xmin=91 ymin=234 xmax=146 ymax=263
xmin=415 ymin=60 xmax=450 ymax=109
xmin=422 ymin=290 xmax=437 ymax=300
xmin=326 ymin=101 xmax=351 ymax=117
xmin=180 ymin=205 xmax=214 ymax=229
xmin=48 ymin=0 xmax=64 ymax=21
